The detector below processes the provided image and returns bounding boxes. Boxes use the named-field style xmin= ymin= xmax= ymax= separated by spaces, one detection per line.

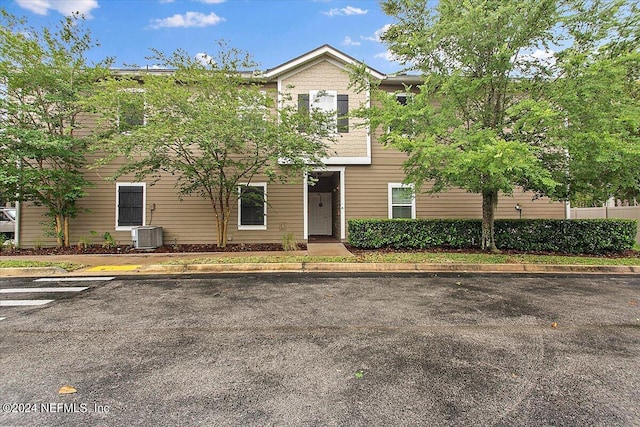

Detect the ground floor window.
xmin=116 ymin=183 xmax=145 ymax=229
xmin=238 ymin=183 xmax=266 ymax=230
xmin=388 ymin=183 xmax=415 ymax=219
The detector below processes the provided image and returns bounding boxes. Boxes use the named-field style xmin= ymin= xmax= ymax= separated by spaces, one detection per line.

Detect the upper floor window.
xmin=298 ymin=90 xmax=349 ymax=133
xmin=238 ymin=90 xmax=268 ymax=122
xmin=118 ymin=89 xmax=145 ymax=133
xmin=396 ymin=93 xmax=411 ymax=106
xmin=390 ymin=92 xmax=414 ymax=136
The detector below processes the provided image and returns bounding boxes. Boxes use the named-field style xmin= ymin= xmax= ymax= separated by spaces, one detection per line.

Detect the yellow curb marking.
xmin=86 ymin=265 xmax=142 ymax=272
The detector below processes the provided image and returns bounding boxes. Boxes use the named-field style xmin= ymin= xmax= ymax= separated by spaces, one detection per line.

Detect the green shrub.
xmin=348 ymin=219 xmax=482 ymax=249
xmin=494 ymin=219 xmax=637 ymax=253
xmin=348 ymin=218 xmax=636 ymax=254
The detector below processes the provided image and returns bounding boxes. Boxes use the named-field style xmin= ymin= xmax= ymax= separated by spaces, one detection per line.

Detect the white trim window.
xmin=118 ymin=88 xmax=145 ymax=133
xmin=298 ymin=90 xmax=349 ymax=134
xmin=389 ymin=92 xmax=415 ymax=136
xmin=238 ymin=89 xmax=268 ymax=122
xmin=396 ymin=92 xmax=411 ymax=106
xmin=310 ymin=89 xmax=336 ymax=113
xmin=238 ymin=183 xmax=267 ymax=230
xmin=116 ymin=182 xmax=146 ymax=230
xmin=388 ymin=183 xmax=416 ymax=219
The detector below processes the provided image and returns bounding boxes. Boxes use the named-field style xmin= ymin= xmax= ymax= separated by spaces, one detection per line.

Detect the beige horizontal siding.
xmin=344 ymin=136 xmax=565 ymax=223
xmin=16 ymin=62 xmax=564 ymax=248
xmin=18 ymin=160 xmax=308 ymax=247
xmin=18 ymin=143 xmax=565 ymax=248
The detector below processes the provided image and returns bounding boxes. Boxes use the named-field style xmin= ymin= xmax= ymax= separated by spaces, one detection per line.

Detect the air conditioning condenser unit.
xmin=132 ymin=226 xmax=163 ymax=249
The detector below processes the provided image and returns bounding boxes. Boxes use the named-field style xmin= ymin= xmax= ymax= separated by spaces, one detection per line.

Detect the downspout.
xmin=15 ymin=155 xmax=22 ymax=247
xmin=14 ymin=201 xmax=20 ymax=247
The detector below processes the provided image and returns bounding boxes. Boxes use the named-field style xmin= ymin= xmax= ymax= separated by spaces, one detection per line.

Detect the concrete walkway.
xmin=307 ymin=242 xmax=354 ymax=257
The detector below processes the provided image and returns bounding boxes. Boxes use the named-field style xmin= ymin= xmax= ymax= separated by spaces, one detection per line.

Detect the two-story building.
xmin=15 ymin=45 xmax=565 ymax=248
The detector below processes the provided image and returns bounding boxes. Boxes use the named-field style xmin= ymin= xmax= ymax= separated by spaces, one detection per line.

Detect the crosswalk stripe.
xmin=0 ymin=287 xmax=88 ymax=294
xmin=0 ymin=300 xmax=54 ymax=306
xmin=34 ymin=277 xmax=115 ymax=282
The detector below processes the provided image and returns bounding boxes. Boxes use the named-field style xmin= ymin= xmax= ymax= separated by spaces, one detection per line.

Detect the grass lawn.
xmin=0 ymin=260 xmax=83 ymax=271
xmin=162 ymin=251 xmax=640 ymax=266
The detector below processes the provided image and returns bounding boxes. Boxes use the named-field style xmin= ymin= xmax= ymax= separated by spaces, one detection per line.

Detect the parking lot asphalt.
xmin=0 ymin=272 xmax=639 ymax=426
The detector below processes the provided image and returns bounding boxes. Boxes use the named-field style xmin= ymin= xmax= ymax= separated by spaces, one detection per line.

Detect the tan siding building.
xmin=16 ymin=45 xmax=565 ymax=248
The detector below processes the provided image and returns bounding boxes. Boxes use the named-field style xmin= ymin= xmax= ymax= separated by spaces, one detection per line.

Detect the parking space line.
xmin=0 ymin=300 xmax=54 ymax=306
xmin=0 ymin=287 xmax=89 ymax=294
xmin=34 ymin=277 xmax=115 ymax=282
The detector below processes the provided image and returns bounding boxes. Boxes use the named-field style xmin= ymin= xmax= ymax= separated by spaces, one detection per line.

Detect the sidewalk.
xmin=2 ymin=242 xmax=640 ymax=277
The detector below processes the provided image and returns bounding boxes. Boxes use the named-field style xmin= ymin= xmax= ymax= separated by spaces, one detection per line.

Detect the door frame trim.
xmin=304 ymin=166 xmax=345 ymax=240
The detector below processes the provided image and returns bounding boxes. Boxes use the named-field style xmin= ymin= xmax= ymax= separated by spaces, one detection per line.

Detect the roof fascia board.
xmin=277 ymin=57 xmax=351 ymax=83
xmin=264 ymin=45 xmax=385 ymax=81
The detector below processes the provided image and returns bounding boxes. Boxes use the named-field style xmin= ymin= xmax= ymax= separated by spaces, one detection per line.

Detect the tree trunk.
xmin=481 ymin=189 xmax=499 ymax=252
xmin=64 ymin=216 xmax=70 ymax=247
xmin=221 ymin=216 xmax=229 ymax=248
xmin=216 ymin=216 xmax=229 ymax=248
xmin=214 ymin=204 xmax=230 ymax=248
xmin=215 ymin=214 xmax=223 ymax=248
xmin=55 ymin=214 xmax=63 ymax=248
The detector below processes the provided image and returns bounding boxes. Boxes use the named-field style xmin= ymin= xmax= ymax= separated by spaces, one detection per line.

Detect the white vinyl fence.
xmin=570 ymin=206 xmax=640 ymax=244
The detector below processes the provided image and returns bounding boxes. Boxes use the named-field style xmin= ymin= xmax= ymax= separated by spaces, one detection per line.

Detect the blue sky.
xmin=4 ymin=0 xmax=401 ymax=73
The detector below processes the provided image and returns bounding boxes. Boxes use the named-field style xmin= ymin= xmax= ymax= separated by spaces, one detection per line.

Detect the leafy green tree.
xmin=91 ymin=44 xmax=334 ymax=247
xmin=353 ymin=0 xmax=639 ymax=251
xmin=549 ymin=3 xmax=640 ymax=206
xmin=0 ymin=10 xmax=111 ymax=247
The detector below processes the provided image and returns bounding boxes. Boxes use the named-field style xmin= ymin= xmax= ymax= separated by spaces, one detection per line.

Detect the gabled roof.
xmin=262 ymin=44 xmax=386 ymax=81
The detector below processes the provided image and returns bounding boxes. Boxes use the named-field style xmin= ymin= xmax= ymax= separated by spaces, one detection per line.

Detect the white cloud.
xmin=16 ymin=0 xmax=99 ymax=18
xmin=361 ymin=24 xmax=390 ymax=42
xmin=195 ymin=52 xmax=214 ymax=66
xmin=512 ymin=48 xmax=557 ymax=74
xmin=528 ymin=48 xmax=556 ymax=66
xmin=196 ymin=0 xmax=226 ymax=3
xmin=15 ymin=0 xmax=49 ymax=15
xmin=159 ymin=0 xmax=175 ymax=3
xmin=342 ymin=36 xmax=361 ymax=46
xmin=323 ymin=6 xmax=368 ymax=17
xmin=149 ymin=11 xmax=225 ymax=29
xmin=374 ymin=50 xmax=396 ymax=61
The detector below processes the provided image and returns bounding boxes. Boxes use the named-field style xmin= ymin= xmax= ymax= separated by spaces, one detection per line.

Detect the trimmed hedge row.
xmin=347 ymin=218 xmax=637 ymax=254
xmin=348 ymin=219 xmax=481 ymax=250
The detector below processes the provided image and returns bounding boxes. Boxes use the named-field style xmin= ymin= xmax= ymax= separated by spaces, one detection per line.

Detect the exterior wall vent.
xmin=132 ymin=226 xmax=163 ymax=249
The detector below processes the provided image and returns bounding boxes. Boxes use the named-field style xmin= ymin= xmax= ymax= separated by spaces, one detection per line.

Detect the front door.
xmin=308 ymin=192 xmax=332 ymax=235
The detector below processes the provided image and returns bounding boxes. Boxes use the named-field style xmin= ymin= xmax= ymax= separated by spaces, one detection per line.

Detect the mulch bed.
xmin=0 ymin=243 xmax=637 ymax=258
